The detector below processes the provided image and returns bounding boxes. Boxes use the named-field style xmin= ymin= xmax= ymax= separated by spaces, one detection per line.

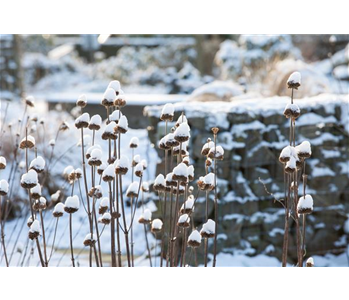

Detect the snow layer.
xmin=298 ymin=194 xmax=314 ymax=210
xmin=188 ymin=230 xmax=201 ymax=243
xmin=0 ymin=180 xmax=9 ymax=194
xmin=102 ymin=164 xmax=115 ymax=178
xmin=287 ymin=71 xmax=301 ymax=85
xmin=161 ymin=103 xmax=175 ymax=116
xmin=174 ymin=122 xmax=190 ymax=138
xmin=53 ymin=202 xmax=65 ymax=214
xmin=173 ymin=163 xmax=188 ymax=177
xmin=29 ymin=220 xmax=41 ymax=233
xmin=152 ymin=219 xmax=163 ymax=230
xmin=65 ymin=195 xmax=80 ymax=209
xmin=29 ymin=156 xmax=45 ymax=170
xmin=21 ymin=170 xmax=38 ymax=185
xmin=201 ymin=219 xmax=215 ymax=234
xmin=90 ymin=114 xmax=102 ymax=126
xmin=178 ymin=214 xmax=190 ymax=224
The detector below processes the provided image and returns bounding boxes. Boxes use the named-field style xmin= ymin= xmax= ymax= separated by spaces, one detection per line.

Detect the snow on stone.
xmin=103 ymin=121 xmax=116 ymax=134
xmin=298 ymin=194 xmax=314 ymax=211
xmin=287 ymin=71 xmax=301 ymax=85
xmin=178 ymin=214 xmax=190 ymax=224
xmin=102 ymin=88 xmax=117 ymax=104
xmin=20 ymin=135 xmax=35 ymax=146
xmin=75 ymin=112 xmax=90 ymax=124
xmin=201 ymin=219 xmax=215 ymax=234
xmin=296 ymin=112 xmax=337 ymax=126
xmin=0 ymin=156 xmax=6 ymax=167
xmin=174 ymin=122 xmax=191 ymax=139
xmin=29 ymin=220 xmax=41 ymax=234
xmin=103 ymin=164 xmax=115 ymax=178
xmin=29 ymin=156 xmax=45 ymax=171
xmin=129 ymin=137 xmax=139 ymax=147
xmin=53 ymin=202 xmax=65 ymax=214
xmin=100 ymin=197 xmax=109 ymax=208
xmin=110 ymin=110 xmax=123 ymax=122
xmin=155 ymin=174 xmax=165 ymax=185
xmin=295 ymin=141 xmax=312 ymax=155
xmin=21 ymin=169 xmax=38 ymax=185
xmin=126 ymin=182 xmax=139 ymax=195
xmin=181 ymin=195 xmax=195 ymax=211
xmin=0 ymin=180 xmax=9 ymax=194
xmin=173 ymin=163 xmax=188 ymax=177
xmin=118 ymin=115 xmax=128 ymax=131
xmin=30 ymin=184 xmax=41 ymax=195
xmin=115 ymin=155 xmax=129 ymax=168
xmin=108 ymin=80 xmax=121 ymax=92
xmin=152 ymin=219 xmax=163 ymax=230
xmin=188 ymin=230 xmax=201 ymax=243
xmin=312 ymin=166 xmax=335 ymax=177
xmin=90 ymin=115 xmax=102 ymax=126
xmin=65 ymin=195 xmax=80 ymax=209
xmin=142 ymin=209 xmax=152 ymax=221
xmin=161 ymin=103 xmax=175 ymax=116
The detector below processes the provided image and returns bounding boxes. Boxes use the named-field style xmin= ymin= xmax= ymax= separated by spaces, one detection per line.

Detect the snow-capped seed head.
xmin=134 ymin=163 xmax=143 ymax=177
xmin=160 ymin=103 xmax=175 ymax=121
xmin=154 ymin=174 xmax=166 ymax=191
xmin=187 ymin=165 xmax=194 ymax=181
xmin=29 ymin=156 xmax=45 ymax=173
xmin=101 ymin=212 xmax=112 ymax=225
xmin=279 ymin=145 xmax=293 ymax=163
xmin=200 ymin=219 xmax=215 ymax=238
xmin=114 ymin=155 xmax=129 ymax=175
xmin=89 ymin=115 xmax=102 ymax=131
xmin=51 ymin=190 xmax=61 ymax=202
xmin=114 ymin=89 xmax=126 ymax=107
xmin=176 ymin=115 xmax=188 ymax=127
xmin=0 ymin=180 xmax=9 ymax=196
xmin=132 ymin=154 xmax=141 ymax=167
xmin=83 ymin=233 xmax=96 ymax=247
xmin=297 ymin=194 xmax=314 ymax=214
xmin=25 ymin=95 xmax=35 ymax=107
xmin=181 ymin=195 xmax=194 ymax=213
xmin=295 ymin=141 xmax=312 ymax=159
xmin=208 ymin=145 xmax=224 ymax=160
xmin=129 ymin=137 xmax=139 ymax=148
xmin=20 ymin=135 xmax=35 ymax=149
xmin=53 ymin=202 xmax=65 ymax=217
xmin=30 ymin=184 xmax=42 ymax=200
xmin=126 ymin=182 xmax=139 ymax=198
xmin=64 ymin=195 xmax=80 ymax=213
xmin=76 ymin=94 xmax=87 ymax=108
xmin=151 ymin=219 xmax=163 ymax=233
xmin=165 ymin=133 xmax=179 ymax=148
xmin=198 ymin=173 xmax=215 ymax=191
xmin=165 ymin=172 xmax=176 ymax=187
xmin=59 ymin=121 xmax=70 ymax=131
xmin=177 ymin=214 xmax=190 ymax=228
xmin=49 ymin=139 xmax=56 ymax=146
xmin=172 ymin=163 xmax=188 ymax=182
xmin=142 ymin=182 xmax=149 ymax=192
xmin=75 ymin=113 xmax=90 ymax=129
xmin=89 ymin=185 xmax=103 ymax=199
xmin=102 ymin=164 xmax=115 ymax=182
xmin=28 ymin=220 xmax=40 ymax=240
xmin=205 ymin=157 xmax=212 ymax=167
xmin=285 ymin=156 xmax=296 ymax=174
xmin=97 ymin=162 xmax=107 ymax=175
xmin=27 ymin=216 xmax=33 ymax=227
xmin=114 ymin=115 xmax=128 ymax=134
xmin=306 ymin=257 xmax=314 ymax=267
xmin=88 ymin=148 xmax=103 ymax=166
xmin=0 ymin=156 xmax=6 ymax=170
xmin=283 ymin=103 xmax=300 ymax=119
xmin=159 ymin=136 xmax=171 ymax=150
xmin=74 ymin=168 xmax=82 ymax=179
xmin=188 ymin=230 xmax=201 ymax=248
xmin=102 ymin=121 xmax=117 ymax=140
xmin=21 ymin=169 xmax=38 ymax=189
xmin=63 ymin=165 xmax=74 ymax=180
xmin=110 ymin=110 xmax=123 ymax=123
xmin=99 ymin=197 xmax=109 ymax=214
xmin=174 ymin=122 xmax=190 ymax=143
xmin=102 ymin=88 xmax=117 ymax=107
xmin=287 ymin=72 xmax=301 ymax=89
xmin=108 ymin=80 xmax=121 ymax=94
xmin=33 ymin=196 xmax=47 ymax=211
xmin=141 ymin=159 xmax=147 ymax=170
xmin=172 ymin=141 xmax=188 ymax=156
xmin=138 ymin=208 xmax=152 ymax=224
xmin=182 ymin=156 xmax=190 ymax=166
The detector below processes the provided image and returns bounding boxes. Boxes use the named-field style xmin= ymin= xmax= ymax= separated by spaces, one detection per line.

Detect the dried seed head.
xmin=25 ymin=96 xmax=35 ymax=107
xmin=19 ymin=135 xmax=35 ymax=149
xmin=59 ymin=121 xmax=70 ymax=131
xmin=211 ymin=127 xmax=219 ymax=135
xmin=76 ymin=94 xmax=87 ymax=108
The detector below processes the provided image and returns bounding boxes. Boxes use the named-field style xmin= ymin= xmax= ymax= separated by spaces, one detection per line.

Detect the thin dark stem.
xmin=69 ymin=213 xmax=75 ymax=267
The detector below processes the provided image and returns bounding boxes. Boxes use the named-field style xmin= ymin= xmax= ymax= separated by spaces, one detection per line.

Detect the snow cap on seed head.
xmin=287 ymin=72 xmax=301 ymax=89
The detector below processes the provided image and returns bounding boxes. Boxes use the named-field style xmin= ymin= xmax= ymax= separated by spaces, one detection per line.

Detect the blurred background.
xmin=0 ymin=34 xmax=348 ymax=266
